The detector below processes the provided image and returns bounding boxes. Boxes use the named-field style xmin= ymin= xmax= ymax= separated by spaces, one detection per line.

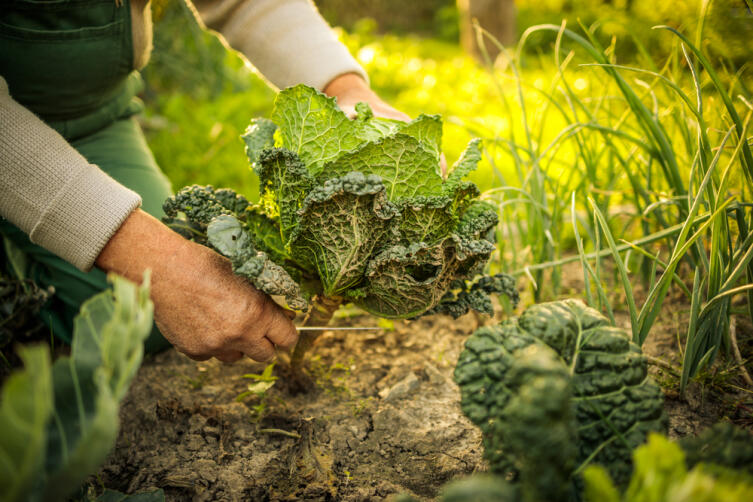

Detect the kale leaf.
xmin=454 ymin=299 xmax=667 ymax=497
xmin=0 ymin=274 xmax=155 ymax=502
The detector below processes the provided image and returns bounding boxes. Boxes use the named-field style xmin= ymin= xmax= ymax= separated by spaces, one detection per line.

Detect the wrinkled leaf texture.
xmin=167 ymin=84 xmax=503 ymax=318
xmin=455 ymin=299 xmax=667 ymax=499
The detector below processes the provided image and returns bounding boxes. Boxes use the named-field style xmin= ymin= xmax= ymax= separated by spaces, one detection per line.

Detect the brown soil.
xmin=98 ymin=265 xmax=753 ymax=501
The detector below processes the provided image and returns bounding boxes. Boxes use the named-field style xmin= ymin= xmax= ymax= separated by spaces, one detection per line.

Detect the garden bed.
xmin=99 ymin=312 xmax=485 ymax=501
xmin=98 ymin=266 xmax=749 ymax=501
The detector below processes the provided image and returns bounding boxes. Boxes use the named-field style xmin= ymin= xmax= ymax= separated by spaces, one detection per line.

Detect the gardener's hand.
xmin=96 ymin=209 xmax=298 ymax=363
xmin=324 ymin=73 xmax=448 ymax=175
xmin=324 ymin=72 xmax=409 ymax=121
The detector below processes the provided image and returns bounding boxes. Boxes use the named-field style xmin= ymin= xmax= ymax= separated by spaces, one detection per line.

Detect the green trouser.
xmin=0 ymin=0 xmax=172 ymax=351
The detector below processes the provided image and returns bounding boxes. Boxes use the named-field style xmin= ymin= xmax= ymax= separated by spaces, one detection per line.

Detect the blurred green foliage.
xmin=516 ymin=0 xmax=752 ymax=67
xmin=141 ymin=1 xmax=275 ymax=196
xmin=314 ymin=0 xmax=459 ymax=41
xmin=144 ymin=0 xmax=751 ymax=198
xmin=315 ymin=0 xmax=752 ymax=67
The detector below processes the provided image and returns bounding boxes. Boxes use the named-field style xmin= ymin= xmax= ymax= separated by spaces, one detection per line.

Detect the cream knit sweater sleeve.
xmin=0 ymin=77 xmax=142 ymax=272
xmin=190 ymin=0 xmax=367 ymax=90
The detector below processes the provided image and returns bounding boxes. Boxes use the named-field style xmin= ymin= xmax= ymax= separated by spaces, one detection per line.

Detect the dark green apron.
xmin=0 ymin=0 xmax=172 ymax=351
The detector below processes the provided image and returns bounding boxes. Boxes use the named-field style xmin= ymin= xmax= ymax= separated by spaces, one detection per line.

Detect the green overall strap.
xmin=0 ymin=0 xmax=173 ymax=351
xmin=0 ymin=0 xmax=144 ymax=141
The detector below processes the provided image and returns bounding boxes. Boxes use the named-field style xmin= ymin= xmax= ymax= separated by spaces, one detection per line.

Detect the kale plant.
xmin=164 ymin=85 xmax=517 ymax=363
xmin=453 ymin=299 xmax=667 ymax=501
xmin=395 ymin=300 xmax=753 ymax=502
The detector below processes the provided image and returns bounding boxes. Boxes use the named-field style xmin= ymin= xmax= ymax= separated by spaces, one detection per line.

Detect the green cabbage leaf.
xmin=0 ymin=275 xmax=157 ymax=502
xmin=165 ymin=84 xmax=511 ymax=318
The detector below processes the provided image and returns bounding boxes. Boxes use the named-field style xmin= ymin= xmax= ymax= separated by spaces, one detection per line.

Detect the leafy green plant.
xmin=0 ymin=274 xmax=156 ymax=502
xmin=453 ymin=299 xmax=667 ymax=499
xmin=163 ymin=84 xmax=518 ymax=365
xmin=396 ymin=299 xmax=753 ymax=502
xmin=236 ymin=362 xmax=278 ymax=419
xmin=584 ymin=433 xmax=753 ymax=502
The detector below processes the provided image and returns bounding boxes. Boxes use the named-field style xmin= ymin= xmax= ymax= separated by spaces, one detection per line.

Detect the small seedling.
xmin=236 ymin=363 xmax=279 ymax=421
xmin=236 ymin=362 xmax=278 ymax=401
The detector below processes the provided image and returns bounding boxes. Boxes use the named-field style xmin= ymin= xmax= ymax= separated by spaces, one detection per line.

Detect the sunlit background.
xmin=142 ymin=0 xmax=752 ymax=333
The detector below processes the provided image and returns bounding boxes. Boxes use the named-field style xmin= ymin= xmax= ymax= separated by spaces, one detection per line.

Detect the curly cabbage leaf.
xmin=323 ymin=133 xmax=443 ymax=199
xmin=242 ymin=118 xmax=277 ymax=169
xmin=352 ymin=237 xmax=493 ymax=318
xmin=255 ymin=148 xmax=313 ymax=241
xmin=270 ymin=85 xmax=365 ymax=175
xmin=207 ymin=215 xmax=307 ymax=310
xmin=167 ymin=84 xmax=500 ymax=317
xmin=427 ymin=273 xmax=520 ymax=318
xmin=163 ymin=184 xmax=247 ymax=227
xmin=288 ymin=172 xmax=399 ymax=297
xmin=455 ymin=299 xmax=667 ymax=496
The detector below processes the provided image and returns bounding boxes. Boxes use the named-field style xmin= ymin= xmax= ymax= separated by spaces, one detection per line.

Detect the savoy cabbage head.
xmin=164 ymin=85 xmax=511 ymax=320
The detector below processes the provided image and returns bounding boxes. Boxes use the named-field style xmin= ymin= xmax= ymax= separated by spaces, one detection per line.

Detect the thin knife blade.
xmin=295 ymin=326 xmax=382 ymax=331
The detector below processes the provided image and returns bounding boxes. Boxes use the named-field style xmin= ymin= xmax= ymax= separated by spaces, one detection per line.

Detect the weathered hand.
xmin=324 ymin=72 xmax=410 ymax=121
xmin=96 ymin=209 xmax=298 ymax=363
xmin=324 ymin=73 xmax=448 ymax=175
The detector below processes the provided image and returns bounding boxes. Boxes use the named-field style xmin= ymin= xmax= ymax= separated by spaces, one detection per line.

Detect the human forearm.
xmin=95 ymin=209 xmax=185 ymax=283
xmin=190 ymin=0 xmax=367 ymax=90
xmin=0 ymin=76 xmax=141 ymax=271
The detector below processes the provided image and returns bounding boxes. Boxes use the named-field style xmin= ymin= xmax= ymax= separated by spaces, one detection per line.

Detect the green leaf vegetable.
xmin=394 ymin=299 xmax=753 ymax=502
xmin=164 ymin=85 xmax=516 ymax=362
xmin=677 ymin=422 xmax=753 ymax=476
xmin=0 ymin=274 xmax=158 ymax=502
xmin=584 ymin=433 xmax=753 ymax=502
xmin=453 ymin=299 xmax=667 ymax=500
